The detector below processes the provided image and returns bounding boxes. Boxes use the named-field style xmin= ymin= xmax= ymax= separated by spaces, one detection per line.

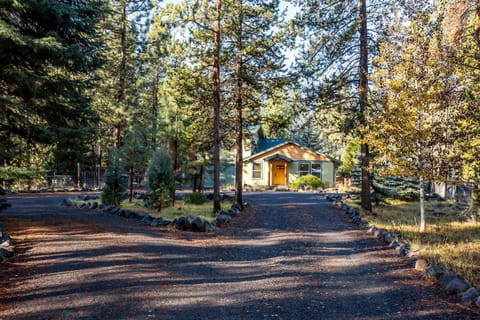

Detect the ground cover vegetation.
xmin=1 ymin=0 xmax=480 ymax=285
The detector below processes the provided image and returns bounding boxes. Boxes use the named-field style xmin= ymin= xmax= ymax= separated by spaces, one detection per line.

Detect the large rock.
xmin=215 ymin=214 xmax=231 ymax=225
xmin=426 ymin=262 xmax=447 ymax=279
xmin=141 ymin=215 xmax=153 ymax=224
xmin=150 ymin=218 xmax=163 ymax=227
xmin=396 ymin=244 xmax=409 ymax=256
xmin=136 ymin=212 xmax=150 ymax=221
xmin=383 ymin=233 xmax=395 ymax=244
xmin=439 ymin=274 xmax=458 ymax=289
xmin=367 ymin=226 xmax=377 ymax=235
xmin=204 ymin=221 xmax=215 ymax=232
xmin=226 ymin=209 xmax=238 ymax=217
xmin=159 ymin=220 xmax=172 ymax=227
xmin=459 ymin=287 xmax=478 ymax=303
xmin=122 ymin=210 xmax=134 ymax=218
xmin=414 ymin=259 xmax=428 ymax=272
xmin=110 ymin=207 xmax=121 ymax=215
xmin=389 ymin=240 xmax=399 ymax=249
xmin=445 ymin=277 xmax=470 ymax=295
xmin=373 ymin=229 xmax=384 ymax=238
xmin=176 ymin=217 xmax=191 ymax=231
xmin=191 ymin=217 xmax=205 ymax=232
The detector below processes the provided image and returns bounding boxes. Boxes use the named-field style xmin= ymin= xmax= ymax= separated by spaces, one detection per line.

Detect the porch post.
xmin=267 ymin=161 xmax=271 ymax=186
xmin=285 ymin=161 xmax=288 ymax=186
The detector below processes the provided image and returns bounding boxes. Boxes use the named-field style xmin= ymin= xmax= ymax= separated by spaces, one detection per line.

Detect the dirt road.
xmin=0 ymin=192 xmax=477 ymax=319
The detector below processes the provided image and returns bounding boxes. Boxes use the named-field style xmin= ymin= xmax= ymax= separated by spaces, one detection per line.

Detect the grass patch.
xmin=120 ymin=199 xmax=231 ymax=222
xmin=345 ymin=197 xmax=480 ymax=288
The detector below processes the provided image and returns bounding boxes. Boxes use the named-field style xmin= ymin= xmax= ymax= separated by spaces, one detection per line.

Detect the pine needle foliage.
xmin=145 ymin=148 xmax=174 ymax=212
xmin=101 ymin=153 xmax=127 ymax=206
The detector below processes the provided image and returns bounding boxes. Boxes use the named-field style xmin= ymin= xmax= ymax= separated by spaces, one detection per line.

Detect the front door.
xmin=272 ymin=161 xmax=287 ymax=185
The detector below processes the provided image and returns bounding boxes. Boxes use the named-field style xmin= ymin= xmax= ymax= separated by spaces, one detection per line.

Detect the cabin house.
xmin=242 ymin=125 xmax=340 ymax=189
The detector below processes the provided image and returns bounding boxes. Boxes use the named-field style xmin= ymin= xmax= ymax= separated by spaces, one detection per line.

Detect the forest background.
xmin=0 ymin=0 xmax=479 ymax=218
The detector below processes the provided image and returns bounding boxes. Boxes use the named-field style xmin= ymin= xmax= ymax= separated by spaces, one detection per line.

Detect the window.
xmin=298 ymin=163 xmax=309 ymax=176
xmin=252 ymin=162 xmax=262 ymax=179
xmin=311 ymin=163 xmax=322 ymax=178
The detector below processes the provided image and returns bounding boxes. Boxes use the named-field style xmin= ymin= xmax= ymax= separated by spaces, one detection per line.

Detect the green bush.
xmin=145 ymin=148 xmax=174 ymax=212
xmin=101 ymin=153 xmax=127 ymax=206
xmin=186 ymin=192 xmax=207 ymax=205
xmin=291 ymin=174 xmax=323 ymax=190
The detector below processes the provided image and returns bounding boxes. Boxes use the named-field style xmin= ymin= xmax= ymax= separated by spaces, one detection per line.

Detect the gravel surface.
xmin=0 ymin=192 xmax=478 ymax=319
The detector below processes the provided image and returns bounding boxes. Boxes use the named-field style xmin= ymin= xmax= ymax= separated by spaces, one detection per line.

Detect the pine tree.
xmin=145 ymin=148 xmax=174 ymax=212
xmin=102 ymin=151 xmax=126 ymax=206
xmin=293 ymin=0 xmax=394 ymax=211
xmin=0 ymin=0 xmax=105 ymax=175
xmin=212 ymin=0 xmax=222 ymax=213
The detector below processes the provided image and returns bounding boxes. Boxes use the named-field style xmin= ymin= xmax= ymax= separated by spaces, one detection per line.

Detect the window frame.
xmin=252 ymin=162 xmax=262 ymax=179
xmin=298 ymin=162 xmax=310 ymax=176
xmin=311 ymin=163 xmax=322 ymax=178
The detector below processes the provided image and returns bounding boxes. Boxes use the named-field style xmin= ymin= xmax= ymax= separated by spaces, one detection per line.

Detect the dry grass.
xmin=345 ymin=198 xmax=480 ymax=288
xmin=120 ymin=199 xmax=231 ymax=222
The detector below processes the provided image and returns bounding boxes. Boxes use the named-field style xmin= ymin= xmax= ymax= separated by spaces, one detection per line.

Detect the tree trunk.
xmin=129 ymin=167 xmax=134 ymax=203
xmin=199 ymin=165 xmax=204 ymax=193
xmin=193 ymin=172 xmax=198 ymax=192
xmin=234 ymin=0 xmax=244 ymax=210
xmin=212 ymin=0 xmax=222 ymax=213
xmin=419 ymin=176 xmax=425 ymax=232
xmin=151 ymin=65 xmax=159 ymax=151
xmin=115 ymin=3 xmax=128 ymax=148
xmin=359 ymin=0 xmax=371 ymax=212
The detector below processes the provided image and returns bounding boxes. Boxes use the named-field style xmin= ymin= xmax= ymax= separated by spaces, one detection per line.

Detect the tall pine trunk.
xmin=234 ymin=0 xmax=244 ymax=210
xmin=151 ymin=64 xmax=159 ymax=151
xmin=359 ymin=0 xmax=372 ymax=212
xmin=129 ymin=167 xmax=134 ymax=203
xmin=115 ymin=3 xmax=128 ymax=148
xmin=212 ymin=0 xmax=222 ymax=213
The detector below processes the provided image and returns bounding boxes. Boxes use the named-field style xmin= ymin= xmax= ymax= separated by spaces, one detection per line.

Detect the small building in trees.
xmin=242 ymin=125 xmax=340 ymax=189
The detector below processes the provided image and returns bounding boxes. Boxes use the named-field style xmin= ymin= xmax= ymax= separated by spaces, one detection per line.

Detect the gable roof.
xmin=258 ymin=138 xmax=285 ymax=152
xmin=244 ymin=141 xmax=341 ymax=164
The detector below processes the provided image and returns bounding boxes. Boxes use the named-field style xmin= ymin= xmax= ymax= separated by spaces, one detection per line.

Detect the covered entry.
xmin=266 ymin=154 xmax=292 ymax=186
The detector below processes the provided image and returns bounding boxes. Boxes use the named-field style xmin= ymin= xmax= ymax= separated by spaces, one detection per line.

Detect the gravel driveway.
xmin=0 ymin=192 xmax=477 ymax=319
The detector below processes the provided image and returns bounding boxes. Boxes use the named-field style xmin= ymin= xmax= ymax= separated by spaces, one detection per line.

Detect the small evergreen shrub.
xmin=101 ymin=153 xmax=127 ymax=206
xmin=291 ymin=174 xmax=323 ymax=190
xmin=0 ymin=187 xmax=10 ymax=211
xmin=145 ymin=148 xmax=174 ymax=212
xmin=186 ymin=192 xmax=207 ymax=205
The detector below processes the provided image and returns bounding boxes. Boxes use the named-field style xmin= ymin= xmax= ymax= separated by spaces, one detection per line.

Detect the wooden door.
xmin=272 ymin=161 xmax=286 ymax=185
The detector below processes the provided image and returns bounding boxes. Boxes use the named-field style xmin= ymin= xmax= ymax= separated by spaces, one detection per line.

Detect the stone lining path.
xmin=0 ymin=192 xmax=478 ymax=319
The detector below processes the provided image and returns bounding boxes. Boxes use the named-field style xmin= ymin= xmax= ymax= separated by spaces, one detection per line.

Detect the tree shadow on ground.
xmin=0 ymin=192 xmax=478 ymax=319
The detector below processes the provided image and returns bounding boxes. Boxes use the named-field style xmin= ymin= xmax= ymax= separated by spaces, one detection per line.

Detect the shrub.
xmin=186 ymin=192 xmax=207 ymax=205
xmin=145 ymin=148 xmax=174 ymax=212
xmin=291 ymin=174 xmax=323 ymax=190
xmin=0 ymin=187 xmax=10 ymax=211
xmin=101 ymin=153 xmax=127 ymax=206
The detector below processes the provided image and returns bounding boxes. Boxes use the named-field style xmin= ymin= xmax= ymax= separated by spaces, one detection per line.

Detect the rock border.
xmin=0 ymin=223 xmax=16 ymax=263
xmin=327 ymin=193 xmax=480 ymax=310
xmin=61 ymin=194 xmax=247 ymax=233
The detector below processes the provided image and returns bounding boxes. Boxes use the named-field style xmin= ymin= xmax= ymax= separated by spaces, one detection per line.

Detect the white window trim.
xmin=311 ymin=163 xmax=322 ymax=178
xmin=252 ymin=162 xmax=262 ymax=179
xmin=298 ymin=162 xmax=310 ymax=176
